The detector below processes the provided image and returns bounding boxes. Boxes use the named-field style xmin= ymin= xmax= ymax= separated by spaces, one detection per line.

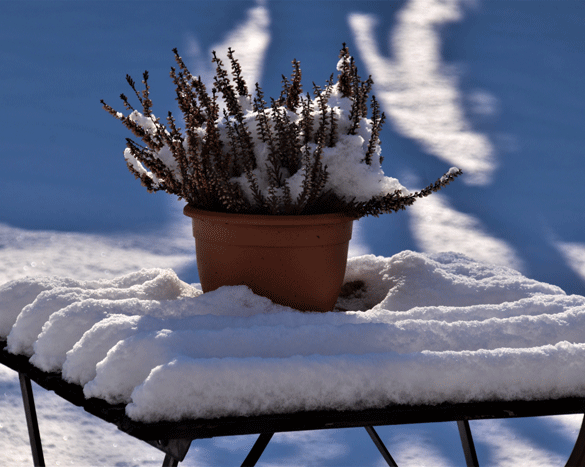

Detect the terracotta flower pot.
xmin=183 ymin=205 xmax=356 ymax=312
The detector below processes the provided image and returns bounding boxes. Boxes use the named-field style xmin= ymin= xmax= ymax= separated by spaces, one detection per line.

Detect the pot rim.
xmin=183 ymin=204 xmax=359 ymax=226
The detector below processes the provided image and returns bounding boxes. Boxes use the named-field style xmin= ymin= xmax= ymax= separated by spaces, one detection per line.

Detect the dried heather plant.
xmin=102 ymin=45 xmax=462 ymax=217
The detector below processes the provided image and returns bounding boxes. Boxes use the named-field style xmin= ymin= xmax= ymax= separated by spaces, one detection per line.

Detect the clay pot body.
xmin=183 ymin=205 xmax=356 ymax=312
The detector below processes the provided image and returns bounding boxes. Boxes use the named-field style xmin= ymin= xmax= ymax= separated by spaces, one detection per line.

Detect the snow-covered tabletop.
xmin=1 ymin=251 xmax=585 ymax=423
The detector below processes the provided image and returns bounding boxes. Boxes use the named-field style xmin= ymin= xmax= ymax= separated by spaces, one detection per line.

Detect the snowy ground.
xmin=2 ymin=0 xmax=584 ymax=465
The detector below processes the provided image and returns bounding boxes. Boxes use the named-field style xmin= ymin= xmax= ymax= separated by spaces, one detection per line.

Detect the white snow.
xmin=408 ymin=193 xmax=525 ymax=270
xmin=2 ymin=251 xmax=584 ymax=423
xmin=556 ymin=241 xmax=585 ymax=283
xmin=5 ymin=268 xmax=198 ymax=357
xmin=3 ymin=0 xmax=585 ymax=462
xmin=185 ymin=0 xmax=270 ymax=98
xmin=349 ymin=3 xmax=497 ymax=186
xmin=0 ymin=221 xmax=197 ymax=285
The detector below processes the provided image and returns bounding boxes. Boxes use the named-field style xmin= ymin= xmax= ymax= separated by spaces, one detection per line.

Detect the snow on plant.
xmin=102 ymin=44 xmax=462 ymax=216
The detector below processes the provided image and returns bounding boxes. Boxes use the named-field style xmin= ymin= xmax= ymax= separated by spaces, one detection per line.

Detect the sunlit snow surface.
xmin=2 ymin=250 xmax=585 ymax=426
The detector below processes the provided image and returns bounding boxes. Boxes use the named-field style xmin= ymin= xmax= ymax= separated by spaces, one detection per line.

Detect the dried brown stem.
xmin=103 ymin=45 xmax=462 ymax=217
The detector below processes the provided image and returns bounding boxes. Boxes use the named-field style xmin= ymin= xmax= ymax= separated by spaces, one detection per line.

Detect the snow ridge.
xmin=1 ymin=251 xmax=584 ymax=422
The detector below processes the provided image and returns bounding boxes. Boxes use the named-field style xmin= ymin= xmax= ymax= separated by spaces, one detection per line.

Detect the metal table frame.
xmin=2 ymin=339 xmax=585 ymax=466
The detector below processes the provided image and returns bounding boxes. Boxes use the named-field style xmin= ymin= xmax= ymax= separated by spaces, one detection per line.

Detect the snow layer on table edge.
xmin=2 ymin=250 xmax=585 ymax=423
xmin=79 ymin=294 xmax=585 ymax=405
xmin=0 ymin=268 xmax=186 ymax=338
xmin=126 ymin=341 xmax=585 ymax=422
xmin=4 ymin=268 xmax=199 ymax=356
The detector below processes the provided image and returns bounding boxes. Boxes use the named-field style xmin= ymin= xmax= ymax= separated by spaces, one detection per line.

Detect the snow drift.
xmin=1 ymin=251 xmax=584 ymax=422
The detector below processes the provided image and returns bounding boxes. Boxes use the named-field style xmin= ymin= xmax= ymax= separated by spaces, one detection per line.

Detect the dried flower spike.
xmin=102 ymin=45 xmax=462 ymax=217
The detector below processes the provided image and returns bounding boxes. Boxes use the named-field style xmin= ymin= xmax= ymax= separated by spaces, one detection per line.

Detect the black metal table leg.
xmin=365 ymin=426 xmax=398 ymax=467
xmin=162 ymin=452 xmax=180 ymax=467
xmin=150 ymin=438 xmax=191 ymax=466
xmin=19 ymin=373 xmax=45 ymax=467
xmin=457 ymin=420 xmax=479 ymax=467
xmin=566 ymin=414 xmax=585 ymax=467
xmin=241 ymin=432 xmax=274 ymax=467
